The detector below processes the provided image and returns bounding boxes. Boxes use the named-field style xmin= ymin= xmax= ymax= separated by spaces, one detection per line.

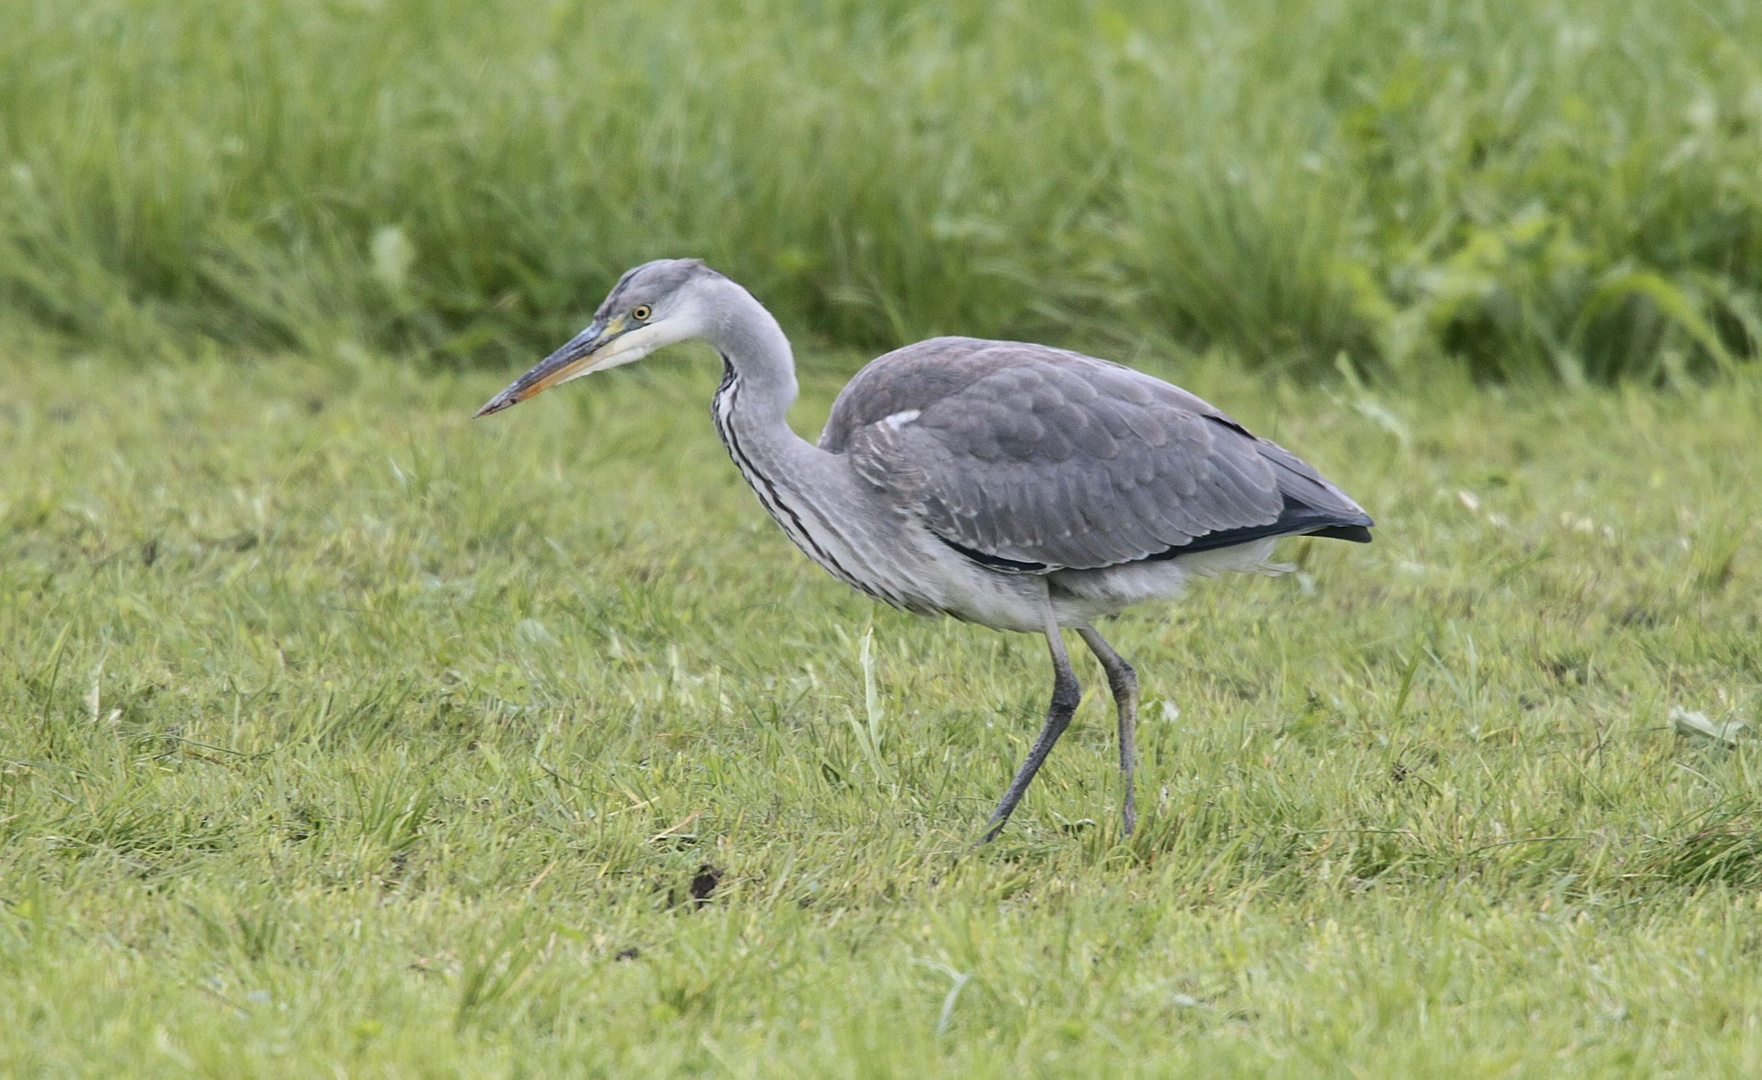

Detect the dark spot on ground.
xmin=614 ymin=946 xmax=641 ymax=962
xmin=1619 ymin=606 xmax=1661 ymax=628
xmin=689 ymin=863 xmax=722 ymax=906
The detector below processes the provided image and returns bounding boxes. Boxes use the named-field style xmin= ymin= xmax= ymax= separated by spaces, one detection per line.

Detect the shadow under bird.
xmin=476 ymin=259 xmax=1373 ymax=842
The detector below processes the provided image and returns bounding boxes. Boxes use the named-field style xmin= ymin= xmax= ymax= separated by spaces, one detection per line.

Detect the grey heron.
xmin=476 ymin=259 xmax=1372 ymax=842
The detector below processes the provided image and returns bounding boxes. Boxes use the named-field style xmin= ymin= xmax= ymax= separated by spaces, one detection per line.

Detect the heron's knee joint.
xmin=1052 ymin=677 xmax=1082 ymax=713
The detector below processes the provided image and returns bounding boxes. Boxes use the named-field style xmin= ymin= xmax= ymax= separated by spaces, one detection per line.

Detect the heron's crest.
xmin=596 ymin=258 xmax=719 ymax=320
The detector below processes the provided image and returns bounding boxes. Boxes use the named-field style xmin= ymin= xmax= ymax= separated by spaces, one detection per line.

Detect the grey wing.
xmin=824 ymin=339 xmax=1372 ymax=572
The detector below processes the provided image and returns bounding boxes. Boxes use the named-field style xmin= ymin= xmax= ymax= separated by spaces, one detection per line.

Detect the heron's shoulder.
xmin=818 ymin=336 xmax=1231 ymax=451
xmin=821 ymin=338 xmax=1247 ymax=451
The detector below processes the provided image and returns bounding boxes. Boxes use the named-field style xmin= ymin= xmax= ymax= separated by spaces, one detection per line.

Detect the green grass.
xmin=3 ymin=0 xmax=1762 ymax=379
xmin=3 ymin=333 xmax=1762 ymax=1076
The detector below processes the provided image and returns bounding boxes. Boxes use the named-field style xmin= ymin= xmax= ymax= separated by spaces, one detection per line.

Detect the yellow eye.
xmin=631 ymin=305 xmax=652 ymax=321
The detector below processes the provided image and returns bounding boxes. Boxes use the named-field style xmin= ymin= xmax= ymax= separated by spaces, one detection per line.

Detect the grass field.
xmin=6 ymin=1 xmax=1762 ymax=1074
xmin=3 ymin=335 xmax=1761 ymax=1076
xmin=4 ymin=0 xmax=1762 ymax=379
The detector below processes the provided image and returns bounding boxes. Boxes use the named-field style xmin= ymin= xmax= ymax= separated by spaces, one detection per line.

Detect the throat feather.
xmin=711 ymin=362 xmax=892 ymax=604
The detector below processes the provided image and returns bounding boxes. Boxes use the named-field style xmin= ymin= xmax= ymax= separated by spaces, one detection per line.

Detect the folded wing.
xmin=821 ymin=338 xmax=1372 ymax=572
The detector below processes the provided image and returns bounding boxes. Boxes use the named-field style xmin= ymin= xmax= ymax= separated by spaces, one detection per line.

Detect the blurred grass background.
xmin=3 ymin=0 xmax=1761 ymax=381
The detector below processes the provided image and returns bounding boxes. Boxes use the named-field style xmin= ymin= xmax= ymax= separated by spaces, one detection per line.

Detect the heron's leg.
xmin=979 ymin=620 xmax=1081 ymax=844
xmin=1077 ymin=627 xmax=1138 ymax=836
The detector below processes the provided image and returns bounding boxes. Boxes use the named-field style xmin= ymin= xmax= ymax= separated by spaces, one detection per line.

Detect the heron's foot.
xmin=975 ymin=799 xmax=1015 ymax=846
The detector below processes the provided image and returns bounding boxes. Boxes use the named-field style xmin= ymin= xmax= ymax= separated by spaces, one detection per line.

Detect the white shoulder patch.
xmin=882 ymin=409 xmax=921 ymax=431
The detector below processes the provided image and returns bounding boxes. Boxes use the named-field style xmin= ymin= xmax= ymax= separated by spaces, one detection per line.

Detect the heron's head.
xmin=474 ymin=258 xmax=720 ymax=417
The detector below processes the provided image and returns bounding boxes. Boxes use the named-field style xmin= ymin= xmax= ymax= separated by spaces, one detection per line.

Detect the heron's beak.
xmin=473 ymin=315 xmax=629 ymax=418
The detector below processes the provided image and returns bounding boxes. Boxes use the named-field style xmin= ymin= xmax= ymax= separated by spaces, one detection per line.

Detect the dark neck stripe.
xmin=711 ymin=361 xmax=896 ymax=605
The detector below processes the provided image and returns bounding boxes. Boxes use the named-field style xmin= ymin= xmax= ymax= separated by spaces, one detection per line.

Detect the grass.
xmin=3 ymin=0 xmax=1762 ymax=379
xmin=3 ymin=331 xmax=1762 ymax=1076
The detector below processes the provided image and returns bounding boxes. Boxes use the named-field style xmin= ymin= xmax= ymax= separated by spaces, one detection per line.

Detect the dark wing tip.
xmin=1304 ymin=522 xmax=1374 ymax=544
xmin=1146 ymin=507 xmax=1373 ymax=559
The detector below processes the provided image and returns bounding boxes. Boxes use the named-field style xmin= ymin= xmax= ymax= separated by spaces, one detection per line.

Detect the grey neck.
xmin=703 ymin=277 xmax=823 ymax=482
xmin=702 ymin=277 xmax=799 ymax=426
xmin=702 ymin=278 xmax=882 ymax=598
